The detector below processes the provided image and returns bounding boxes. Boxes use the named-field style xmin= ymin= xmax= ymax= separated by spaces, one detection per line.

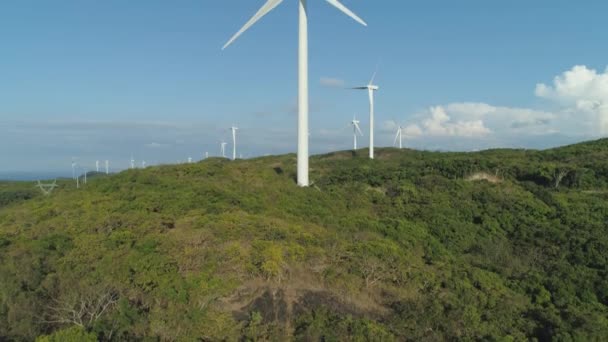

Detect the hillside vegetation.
xmin=1 ymin=139 xmax=608 ymax=341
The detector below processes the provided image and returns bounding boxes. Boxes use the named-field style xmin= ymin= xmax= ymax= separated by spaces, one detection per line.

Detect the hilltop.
xmin=1 ymin=139 xmax=608 ymax=341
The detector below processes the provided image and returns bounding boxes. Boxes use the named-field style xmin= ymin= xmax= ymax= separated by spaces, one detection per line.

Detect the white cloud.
xmin=402 ymin=102 xmax=555 ymax=140
xmin=403 ymin=124 xmax=423 ymax=138
xmin=406 ymin=105 xmax=490 ymax=138
xmin=320 ymin=77 xmax=346 ymax=88
xmin=536 ymin=65 xmax=608 ymax=134
xmin=445 ymin=102 xmax=497 ymax=119
xmin=145 ymin=142 xmax=169 ymax=148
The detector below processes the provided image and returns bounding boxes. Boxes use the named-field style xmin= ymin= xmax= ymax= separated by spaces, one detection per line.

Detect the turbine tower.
xmin=353 ymin=72 xmax=380 ymax=159
xmin=71 ymin=158 xmax=76 ymax=180
xmin=393 ymin=125 xmax=403 ymax=149
xmin=350 ymin=116 xmax=363 ymax=150
xmin=105 ymin=160 xmax=109 ymax=175
xmin=230 ymin=126 xmax=238 ymax=161
xmin=96 ymin=160 xmax=100 ymax=173
xmin=130 ymin=156 xmax=135 ymax=169
xmin=220 ymin=142 xmax=227 ymax=158
xmin=223 ymin=0 xmax=367 ymax=186
xmin=142 ymin=160 xmax=147 ymax=168
xmin=187 ymin=157 xmax=193 ymax=164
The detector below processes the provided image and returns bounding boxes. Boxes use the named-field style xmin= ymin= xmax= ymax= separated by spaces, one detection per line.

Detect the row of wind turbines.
xmin=64 ymin=0 xmax=403 ymax=190
xmin=222 ymin=0 xmax=389 ymax=187
xmin=67 ymin=124 xmax=242 ymax=188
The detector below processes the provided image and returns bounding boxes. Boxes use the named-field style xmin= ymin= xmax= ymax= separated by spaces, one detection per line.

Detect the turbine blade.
xmin=222 ymin=0 xmax=284 ymax=50
xmin=355 ymin=123 xmax=364 ymax=136
xmin=325 ymin=0 xmax=367 ymax=27
xmin=369 ymin=71 xmax=377 ymax=85
xmin=351 ymin=86 xmax=368 ymax=90
xmin=393 ymin=130 xmax=400 ymax=146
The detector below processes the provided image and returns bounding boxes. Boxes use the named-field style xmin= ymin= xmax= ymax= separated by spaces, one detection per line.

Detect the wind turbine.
xmin=220 ymin=142 xmax=227 ymax=158
xmin=187 ymin=157 xmax=193 ymax=164
xmin=222 ymin=0 xmax=367 ymax=186
xmin=142 ymin=160 xmax=147 ymax=168
xmin=130 ymin=156 xmax=135 ymax=169
xmin=105 ymin=160 xmax=109 ymax=175
xmin=71 ymin=158 xmax=76 ymax=180
xmin=205 ymin=152 xmax=209 ymax=159
xmin=230 ymin=126 xmax=238 ymax=161
xmin=96 ymin=160 xmax=100 ymax=173
xmin=350 ymin=116 xmax=363 ymax=150
xmin=393 ymin=124 xmax=403 ymax=149
xmin=352 ymin=72 xmax=380 ymax=159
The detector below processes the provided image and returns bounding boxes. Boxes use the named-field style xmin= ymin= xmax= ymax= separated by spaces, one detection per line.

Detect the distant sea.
xmin=0 ymin=172 xmax=70 ymax=181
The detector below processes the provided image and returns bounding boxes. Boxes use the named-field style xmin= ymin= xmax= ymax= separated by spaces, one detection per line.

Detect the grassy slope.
xmin=1 ymin=140 xmax=608 ymax=341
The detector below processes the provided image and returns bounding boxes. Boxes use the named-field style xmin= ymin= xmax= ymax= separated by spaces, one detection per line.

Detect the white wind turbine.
xmin=230 ymin=126 xmax=238 ymax=161
xmin=96 ymin=160 xmax=100 ymax=173
xmin=187 ymin=157 xmax=193 ymax=164
xmin=142 ymin=160 xmax=147 ymax=168
xmin=350 ymin=115 xmax=364 ymax=150
xmin=223 ymin=0 xmax=367 ymax=186
xmin=105 ymin=160 xmax=109 ymax=174
xmin=352 ymin=72 xmax=380 ymax=159
xmin=130 ymin=155 xmax=135 ymax=169
xmin=220 ymin=142 xmax=227 ymax=158
xmin=71 ymin=158 xmax=77 ymax=180
xmin=393 ymin=124 xmax=403 ymax=149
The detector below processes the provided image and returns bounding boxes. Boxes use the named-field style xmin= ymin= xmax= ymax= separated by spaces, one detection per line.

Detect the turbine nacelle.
xmin=352 ymin=85 xmax=379 ymax=91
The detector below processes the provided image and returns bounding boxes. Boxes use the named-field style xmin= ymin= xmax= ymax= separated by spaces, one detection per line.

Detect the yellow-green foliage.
xmin=35 ymin=326 xmax=96 ymax=342
xmin=1 ymin=139 xmax=608 ymax=341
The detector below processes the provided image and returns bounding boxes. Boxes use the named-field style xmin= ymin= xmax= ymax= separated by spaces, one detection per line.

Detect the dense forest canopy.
xmin=1 ymin=139 xmax=607 ymax=341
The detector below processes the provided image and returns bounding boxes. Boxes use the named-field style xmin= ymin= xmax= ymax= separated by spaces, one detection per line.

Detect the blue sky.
xmin=1 ymin=0 xmax=608 ymax=174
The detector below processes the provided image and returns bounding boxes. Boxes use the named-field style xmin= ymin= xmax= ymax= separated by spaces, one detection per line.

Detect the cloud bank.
xmin=394 ymin=65 xmax=607 ymax=150
xmin=536 ymin=65 xmax=608 ymax=134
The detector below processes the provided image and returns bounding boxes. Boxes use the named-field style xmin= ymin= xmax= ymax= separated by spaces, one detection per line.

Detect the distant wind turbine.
xmin=393 ymin=124 xmax=403 ymax=149
xmin=105 ymin=160 xmax=109 ymax=175
xmin=220 ymin=142 xmax=227 ymax=158
xmin=96 ymin=160 xmax=100 ymax=173
xmin=230 ymin=126 xmax=238 ymax=161
xmin=350 ymin=116 xmax=364 ymax=150
xmin=142 ymin=160 xmax=147 ymax=168
xmin=352 ymin=72 xmax=380 ymax=159
xmin=71 ymin=158 xmax=76 ymax=180
xmin=205 ymin=152 xmax=209 ymax=159
xmin=187 ymin=157 xmax=193 ymax=164
xmin=130 ymin=156 xmax=135 ymax=169
xmin=222 ymin=0 xmax=367 ymax=186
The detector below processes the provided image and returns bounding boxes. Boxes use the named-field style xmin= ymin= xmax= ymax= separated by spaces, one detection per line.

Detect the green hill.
xmin=1 ymin=140 xmax=608 ymax=341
